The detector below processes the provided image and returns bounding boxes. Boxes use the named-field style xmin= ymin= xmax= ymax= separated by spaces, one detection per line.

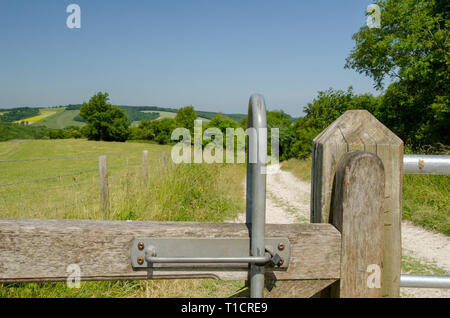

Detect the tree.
xmin=239 ymin=111 xmax=295 ymax=161
xmin=345 ymin=0 xmax=449 ymax=149
xmin=132 ymin=118 xmax=177 ymax=144
xmin=289 ymin=87 xmax=379 ymax=158
xmin=175 ymin=106 xmax=197 ymax=133
xmin=79 ymin=92 xmax=130 ymax=142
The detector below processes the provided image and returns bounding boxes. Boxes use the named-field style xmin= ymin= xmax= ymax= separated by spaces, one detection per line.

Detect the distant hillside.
xmin=0 ymin=107 xmax=40 ymax=122
xmin=0 ymin=105 xmax=250 ymax=129
xmin=66 ymin=104 xmax=247 ymax=123
xmin=38 ymin=109 xmax=84 ymax=129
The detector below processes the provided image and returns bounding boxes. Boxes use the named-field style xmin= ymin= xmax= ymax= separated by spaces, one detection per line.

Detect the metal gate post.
xmin=246 ymin=94 xmax=267 ymax=298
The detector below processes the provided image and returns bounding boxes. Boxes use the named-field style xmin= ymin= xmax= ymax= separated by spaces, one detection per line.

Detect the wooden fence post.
xmin=311 ymin=110 xmax=404 ymax=297
xmin=329 ymin=150 xmax=384 ymax=297
xmin=99 ymin=155 xmax=109 ymax=218
xmin=142 ymin=150 xmax=149 ymax=185
xmin=161 ymin=151 xmax=166 ymax=169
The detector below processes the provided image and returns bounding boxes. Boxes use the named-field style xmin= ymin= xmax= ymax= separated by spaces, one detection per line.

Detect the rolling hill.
xmin=0 ymin=105 xmax=247 ymax=129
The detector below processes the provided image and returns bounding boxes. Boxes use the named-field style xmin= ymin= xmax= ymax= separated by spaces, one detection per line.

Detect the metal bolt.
xmin=137 ymin=242 xmax=145 ymax=250
xmin=137 ymin=257 xmax=144 ymax=265
xmin=277 ymin=242 xmax=285 ymax=251
xmin=278 ymin=258 xmax=284 ymax=266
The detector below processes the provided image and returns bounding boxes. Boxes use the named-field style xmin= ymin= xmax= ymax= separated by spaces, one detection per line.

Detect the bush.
xmin=0 ymin=121 xmax=49 ymax=141
xmin=131 ymin=118 xmax=177 ymax=144
xmin=47 ymin=126 xmax=83 ymax=139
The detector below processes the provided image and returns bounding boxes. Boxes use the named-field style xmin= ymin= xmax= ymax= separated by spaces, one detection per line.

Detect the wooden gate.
xmin=0 ymin=104 xmax=403 ymax=298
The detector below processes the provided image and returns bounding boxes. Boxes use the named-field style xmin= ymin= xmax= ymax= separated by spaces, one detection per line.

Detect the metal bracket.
xmin=131 ymin=238 xmax=290 ymax=269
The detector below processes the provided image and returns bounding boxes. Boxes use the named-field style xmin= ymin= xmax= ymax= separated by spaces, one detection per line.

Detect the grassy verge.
xmin=0 ymin=139 xmax=246 ymax=297
xmin=401 ymin=255 xmax=448 ymax=276
xmin=0 ymin=280 xmax=245 ymax=298
xmin=402 ymin=174 xmax=449 ymax=235
xmin=280 ymin=157 xmax=449 ymax=236
xmin=280 ymin=157 xmax=311 ymax=181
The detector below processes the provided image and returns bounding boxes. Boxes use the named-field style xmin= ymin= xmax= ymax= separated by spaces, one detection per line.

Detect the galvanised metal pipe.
xmin=403 ymin=155 xmax=450 ymax=175
xmin=246 ymin=94 xmax=267 ymax=298
xmin=400 ymin=274 xmax=450 ymax=288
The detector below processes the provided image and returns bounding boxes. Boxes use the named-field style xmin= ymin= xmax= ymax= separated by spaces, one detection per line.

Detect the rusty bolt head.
xmin=418 ymin=159 xmax=425 ymax=170
xmin=278 ymin=258 xmax=284 ymax=266
xmin=137 ymin=257 xmax=144 ymax=265
xmin=278 ymin=242 xmax=285 ymax=251
xmin=137 ymin=242 xmax=145 ymax=250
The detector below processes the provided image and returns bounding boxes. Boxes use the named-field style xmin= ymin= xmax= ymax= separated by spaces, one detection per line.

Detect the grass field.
xmin=0 ymin=139 xmax=246 ymax=297
xmin=143 ymin=110 xmax=211 ymax=123
xmin=36 ymin=109 xmax=84 ymax=129
xmin=281 ymin=157 xmax=450 ymax=236
xmin=142 ymin=110 xmax=176 ymax=118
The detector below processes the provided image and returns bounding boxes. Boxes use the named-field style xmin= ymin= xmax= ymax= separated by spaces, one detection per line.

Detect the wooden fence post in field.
xmin=98 ymin=155 xmax=109 ymax=218
xmin=311 ymin=110 xmax=404 ymax=297
xmin=161 ymin=151 xmax=166 ymax=169
xmin=329 ymin=150 xmax=385 ymax=297
xmin=142 ymin=150 xmax=149 ymax=185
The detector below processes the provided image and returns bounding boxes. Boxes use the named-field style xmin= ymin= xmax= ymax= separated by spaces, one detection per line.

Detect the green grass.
xmin=401 ymin=255 xmax=449 ymax=276
xmin=0 ymin=139 xmax=247 ymax=297
xmin=37 ymin=109 xmax=84 ymax=129
xmin=281 ymin=157 xmax=449 ymax=236
xmin=280 ymin=157 xmax=312 ymax=181
xmin=142 ymin=110 xmax=175 ymax=119
xmin=402 ymin=174 xmax=449 ymax=235
xmin=0 ymin=280 xmax=245 ymax=298
xmin=143 ymin=110 xmax=211 ymax=123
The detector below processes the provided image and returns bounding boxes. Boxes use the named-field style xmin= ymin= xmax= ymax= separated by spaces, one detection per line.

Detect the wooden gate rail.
xmin=0 ymin=219 xmax=340 ymax=283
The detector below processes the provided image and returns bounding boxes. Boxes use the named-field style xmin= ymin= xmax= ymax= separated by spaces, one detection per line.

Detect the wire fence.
xmin=0 ymin=151 xmax=166 ymax=219
xmin=0 ymin=154 xmax=141 ymax=163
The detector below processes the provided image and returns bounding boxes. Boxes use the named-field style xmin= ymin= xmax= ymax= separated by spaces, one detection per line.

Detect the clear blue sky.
xmin=0 ymin=0 xmax=378 ymax=116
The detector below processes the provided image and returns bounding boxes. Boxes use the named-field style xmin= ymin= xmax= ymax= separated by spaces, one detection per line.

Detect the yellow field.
xmin=16 ymin=111 xmax=57 ymax=124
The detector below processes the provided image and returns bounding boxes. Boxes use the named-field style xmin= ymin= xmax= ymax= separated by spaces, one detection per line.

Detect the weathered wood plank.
xmin=329 ymin=151 xmax=384 ymax=297
xmin=311 ymin=110 xmax=403 ymax=297
xmin=265 ymin=280 xmax=337 ymax=298
xmin=0 ymin=219 xmax=341 ymax=283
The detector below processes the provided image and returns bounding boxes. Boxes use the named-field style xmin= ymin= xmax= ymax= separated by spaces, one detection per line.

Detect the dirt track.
xmin=231 ymin=167 xmax=449 ymax=298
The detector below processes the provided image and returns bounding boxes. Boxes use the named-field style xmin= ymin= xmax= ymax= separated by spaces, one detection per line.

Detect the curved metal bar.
xmin=247 ymin=94 xmax=267 ymax=298
xmin=403 ymin=155 xmax=450 ymax=175
xmin=400 ymin=274 xmax=450 ymax=288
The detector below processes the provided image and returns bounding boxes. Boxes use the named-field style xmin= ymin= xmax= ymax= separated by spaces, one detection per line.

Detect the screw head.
xmin=137 ymin=257 xmax=144 ymax=265
xmin=137 ymin=242 xmax=145 ymax=250
xmin=278 ymin=258 xmax=284 ymax=266
xmin=278 ymin=242 xmax=285 ymax=251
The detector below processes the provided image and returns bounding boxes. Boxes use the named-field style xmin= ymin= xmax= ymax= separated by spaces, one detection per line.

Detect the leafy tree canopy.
xmin=290 ymin=87 xmax=379 ymax=158
xmin=79 ymin=92 xmax=130 ymax=142
xmin=175 ymin=106 xmax=197 ymax=133
xmin=345 ymin=0 xmax=449 ymax=148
